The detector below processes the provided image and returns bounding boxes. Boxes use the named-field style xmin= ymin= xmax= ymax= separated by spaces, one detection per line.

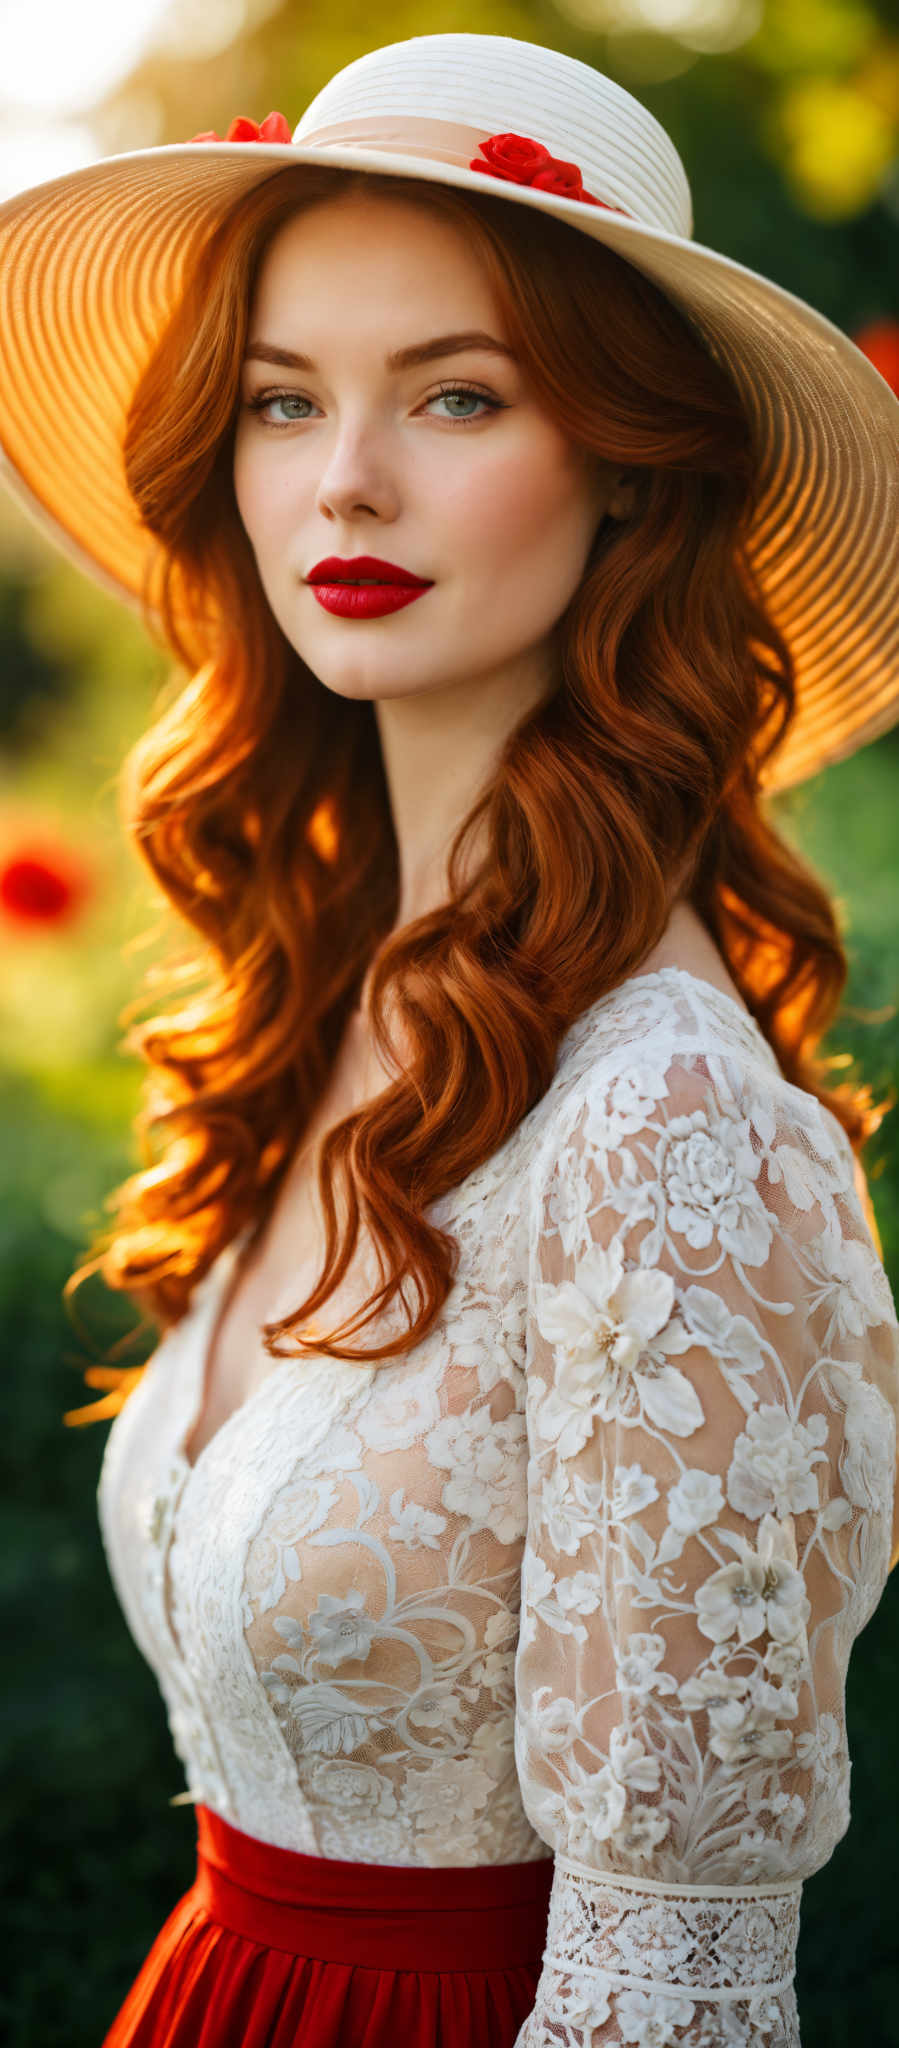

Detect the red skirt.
xmin=101 ymin=1804 xmax=554 ymax=2047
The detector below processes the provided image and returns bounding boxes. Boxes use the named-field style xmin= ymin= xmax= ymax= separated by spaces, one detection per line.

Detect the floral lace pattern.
xmin=96 ymin=968 xmax=899 ymax=2046
xmin=521 ymin=1857 xmax=802 ymax=2046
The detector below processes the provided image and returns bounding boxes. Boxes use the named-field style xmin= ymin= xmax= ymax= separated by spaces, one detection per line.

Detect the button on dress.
xmin=96 ymin=967 xmax=899 ymax=2047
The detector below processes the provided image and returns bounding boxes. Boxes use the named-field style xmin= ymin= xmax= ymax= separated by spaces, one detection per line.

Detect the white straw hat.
xmin=0 ymin=30 xmax=896 ymax=793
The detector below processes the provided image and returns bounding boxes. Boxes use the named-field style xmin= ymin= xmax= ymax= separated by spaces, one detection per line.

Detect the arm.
xmin=514 ymin=1049 xmax=899 ymax=2046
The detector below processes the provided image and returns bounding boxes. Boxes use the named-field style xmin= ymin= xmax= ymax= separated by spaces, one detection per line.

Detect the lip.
xmin=311 ymin=583 xmax=432 ymax=619
xmin=307 ymin=554 xmax=432 ymax=587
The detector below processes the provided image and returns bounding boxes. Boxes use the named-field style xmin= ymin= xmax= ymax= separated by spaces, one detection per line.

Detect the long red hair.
xmin=64 ymin=165 xmax=890 ymax=1418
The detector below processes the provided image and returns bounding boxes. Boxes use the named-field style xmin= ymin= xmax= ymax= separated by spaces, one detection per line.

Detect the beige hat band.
xmin=293 ymin=114 xmax=630 ymax=219
xmin=296 ymin=113 xmax=508 ymax=167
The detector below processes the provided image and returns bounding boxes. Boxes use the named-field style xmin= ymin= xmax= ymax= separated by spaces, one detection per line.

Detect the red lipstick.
xmin=307 ymin=553 xmax=434 ymax=619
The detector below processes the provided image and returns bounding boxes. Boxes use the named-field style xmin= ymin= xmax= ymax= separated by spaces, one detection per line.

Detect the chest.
xmin=181 ymin=1010 xmax=397 ymax=1469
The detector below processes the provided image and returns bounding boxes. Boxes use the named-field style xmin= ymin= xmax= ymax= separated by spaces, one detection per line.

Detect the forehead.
xmin=250 ymin=190 xmax=501 ymax=326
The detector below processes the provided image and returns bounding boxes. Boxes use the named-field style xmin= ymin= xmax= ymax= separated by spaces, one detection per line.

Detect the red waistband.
xmin=193 ymin=1806 xmax=554 ymax=1972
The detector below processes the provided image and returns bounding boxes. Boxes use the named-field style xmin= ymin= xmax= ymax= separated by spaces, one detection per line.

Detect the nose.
xmin=314 ymin=418 xmax=401 ymax=526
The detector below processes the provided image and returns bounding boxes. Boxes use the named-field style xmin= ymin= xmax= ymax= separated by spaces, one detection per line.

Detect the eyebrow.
xmin=242 ymin=330 xmax=517 ymax=372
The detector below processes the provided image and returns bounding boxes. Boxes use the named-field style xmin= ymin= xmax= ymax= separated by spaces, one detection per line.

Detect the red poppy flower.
xmin=0 ymin=844 xmax=91 ymax=927
xmin=188 ymin=110 xmax=292 ymax=145
xmin=853 ymin=319 xmax=899 ymax=397
xmin=470 ymin=131 xmax=630 ymax=215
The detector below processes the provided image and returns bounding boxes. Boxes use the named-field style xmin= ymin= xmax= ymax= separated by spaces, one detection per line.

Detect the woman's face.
xmin=233 ymin=190 xmax=628 ymax=712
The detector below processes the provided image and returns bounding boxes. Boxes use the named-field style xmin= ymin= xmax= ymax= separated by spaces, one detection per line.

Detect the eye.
xmin=245 ymin=391 xmax=314 ymax=425
xmin=243 ymin=381 xmax=506 ymax=429
xmin=427 ymin=381 xmax=505 ymax=425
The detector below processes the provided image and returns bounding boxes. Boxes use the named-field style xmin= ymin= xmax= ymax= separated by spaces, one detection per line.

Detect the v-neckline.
xmin=174 ymin=1222 xmax=270 ymax=1478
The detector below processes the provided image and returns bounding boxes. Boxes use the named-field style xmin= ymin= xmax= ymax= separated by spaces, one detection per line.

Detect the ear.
xmin=607 ymin=470 xmax=638 ymax=522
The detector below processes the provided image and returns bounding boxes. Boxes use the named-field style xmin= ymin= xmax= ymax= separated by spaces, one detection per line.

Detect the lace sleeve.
xmin=513 ymin=1046 xmax=899 ymax=2048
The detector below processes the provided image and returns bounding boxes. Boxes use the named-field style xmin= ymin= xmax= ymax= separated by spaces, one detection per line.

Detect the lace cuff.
xmin=519 ymin=1857 xmax=802 ymax=2047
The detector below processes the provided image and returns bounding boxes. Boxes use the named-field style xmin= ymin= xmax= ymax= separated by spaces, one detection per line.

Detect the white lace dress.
xmin=97 ymin=966 xmax=899 ymax=2048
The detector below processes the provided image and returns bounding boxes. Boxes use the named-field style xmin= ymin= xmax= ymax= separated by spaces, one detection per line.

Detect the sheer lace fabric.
xmin=97 ymin=968 xmax=899 ymax=2047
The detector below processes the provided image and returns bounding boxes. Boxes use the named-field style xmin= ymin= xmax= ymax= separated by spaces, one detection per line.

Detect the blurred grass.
xmin=776 ymin=725 xmax=899 ymax=995
xmin=773 ymin=728 xmax=899 ymax=1282
xmin=0 ymin=1068 xmax=199 ymax=2048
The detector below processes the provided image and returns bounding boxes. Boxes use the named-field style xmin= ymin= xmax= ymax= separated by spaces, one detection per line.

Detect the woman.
xmin=1 ymin=30 xmax=897 ymax=2048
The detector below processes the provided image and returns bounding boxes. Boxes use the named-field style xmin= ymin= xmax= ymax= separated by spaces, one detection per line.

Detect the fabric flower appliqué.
xmin=726 ymin=1403 xmax=829 ymax=1521
xmin=189 ymin=111 xmax=292 ymax=143
xmin=469 ymin=131 xmax=630 ymax=214
xmin=310 ymin=1758 xmax=398 ymax=1817
xmin=387 ymin=1489 xmax=447 ymax=1549
xmin=659 ymin=1103 xmax=771 ymax=1262
xmin=307 ymin=1589 xmax=377 ymax=1668
xmin=610 ymin=1461 xmax=660 ymax=1521
xmin=533 ymin=1237 xmax=704 ymax=1450
xmin=358 ymin=1369 xmax=441 ymax=1452
xmin=560 ymin=1733 xmax=668 ymax=1860
xmin=827 ymin=1360 xmax=896 ymax=1513
xmin=539 ymin=1464 xmax=606 ymax=1555
xmin=246 ymin=1477 xmax=338 ymax=1614
xmin=401 ymin=1756 xmax=495 ymax=1832
xmin=425 ymin=1407 xmax=527 ymax=1543
xmin=703 ymin=1678 xmax=798 ymax=1768
xmin=695 ymin=1511 xmax=811 ymax=1649
xmin=615 ymin=1631 xmax=679 ymax=1702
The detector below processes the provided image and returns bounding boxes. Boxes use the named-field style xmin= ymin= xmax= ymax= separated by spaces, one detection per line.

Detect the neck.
xmin=373 ymin=653 xmax=553 ymax=931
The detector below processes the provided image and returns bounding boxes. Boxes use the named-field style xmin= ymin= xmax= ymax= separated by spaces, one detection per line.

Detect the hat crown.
xmin=293 ymin=32 xmax=694 ymax=239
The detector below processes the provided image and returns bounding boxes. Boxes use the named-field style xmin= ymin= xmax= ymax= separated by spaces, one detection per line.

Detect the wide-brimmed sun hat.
xmin=0 ymin=30 xmax=896 ymax=794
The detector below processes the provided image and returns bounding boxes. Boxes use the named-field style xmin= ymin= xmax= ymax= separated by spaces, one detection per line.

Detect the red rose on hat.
xmin=189 ymin=111 xmax=292 ymax=145
xmin=473 ymin=134 xmax=552 ymax=182
xmin=470 ymin=131 xmax=628 ymax=213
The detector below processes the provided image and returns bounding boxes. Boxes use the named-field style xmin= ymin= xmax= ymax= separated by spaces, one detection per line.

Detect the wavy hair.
xmin=64 ymin=163 xmax=890 ymax=1420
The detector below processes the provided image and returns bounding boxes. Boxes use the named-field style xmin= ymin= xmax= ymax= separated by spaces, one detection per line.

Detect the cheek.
xmin=232 ymin=428 xmax=294 ymax=559
xmin=460 ymin=441 xmax=599 ymax=575
xmin=232 ymin=430 xmax=262 ymax=545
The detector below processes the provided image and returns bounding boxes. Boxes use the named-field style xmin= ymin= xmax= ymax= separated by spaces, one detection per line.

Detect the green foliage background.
xmin=1 ymin=2 xmax=898 ymax=2042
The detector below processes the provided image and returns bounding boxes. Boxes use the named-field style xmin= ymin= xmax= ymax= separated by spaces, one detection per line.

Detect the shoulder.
xmin=541 ymin=965 xmax=791 ymax=1138
xmin=525 ymin=967 xmax=899 ymax=1591
xmin=530 ymin=967 xmax=859 ymax=1244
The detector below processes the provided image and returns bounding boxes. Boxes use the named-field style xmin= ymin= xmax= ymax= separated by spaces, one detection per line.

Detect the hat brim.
xmin=0 ymin=137 xmax=896 ymax=792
